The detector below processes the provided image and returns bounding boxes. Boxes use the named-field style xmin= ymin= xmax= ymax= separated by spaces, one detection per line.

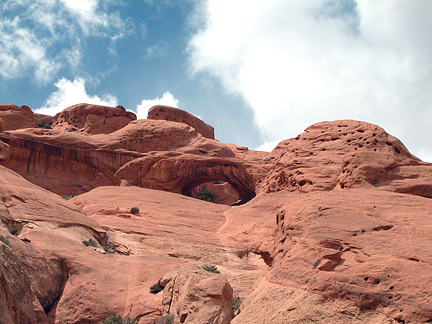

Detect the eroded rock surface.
xmin=148 ymin=105 xmax=215 ymax=139
xmin=0 ymin=104 xmax=36 ymax=131
xmin=259 ymin=120 xmax=431 ymax=199
xmin=52 ymin=103 xmax=137 ymax=134
xmin=114 ymin=153 xmax=255 ymax=204
xmin=0 ymin=242 xmax=48 ymax=324
xmin=160 ymin=264 xmax=234 ymax=324
xmin=0 ymin=140 xmax=9 ymax=162
xmin=1 ymin=104 xmax=432 ymax=324
xmin=0 ymin=114 xmax=242 ymax=198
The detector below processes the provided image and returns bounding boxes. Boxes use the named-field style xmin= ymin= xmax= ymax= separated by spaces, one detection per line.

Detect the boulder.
xmin=160 ymin=264 xmax=234 ymax=324
xmin=148 ymin=105 xmax=215 ymax=139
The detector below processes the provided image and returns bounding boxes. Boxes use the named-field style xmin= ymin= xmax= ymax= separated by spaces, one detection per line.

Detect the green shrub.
xmin=150 ymin=280 xmax=164 ymax=294
xmin=156 ymin=315 xmax=174 ymax=324
xmin=232 ymin=297 xmax=242 ymax=311
xmin=102 ymin=313 xmax=139 ymax=324
xmin=130 ymin=207 xmax=139 ymax=214
xmin=197 ymin=185 xmax=218 ymax=202
xmin=0 ymin=235 xmax=11 ymax=247
xmin=104 ymin=246 xmax=114 ymax=253
xmin=36 ymin=120 xmax=53 ymax=129
xmin=202 ymin=264 xmax=220 ymax=274
xmin=82 ymin=239 xmax=98 ymax=247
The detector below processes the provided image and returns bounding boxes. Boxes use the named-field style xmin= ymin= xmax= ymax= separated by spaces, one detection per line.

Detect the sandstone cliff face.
xmin=0 ymin=242 xmax=48 ymax=324
xmin=0 ymin=106 xmax=241 ymax=198
xmin=1 ymin=104 xmax=432 ymax=324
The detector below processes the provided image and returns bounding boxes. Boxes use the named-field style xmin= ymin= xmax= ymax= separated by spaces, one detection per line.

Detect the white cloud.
xmin=188 ymin=0 xmax=432 ymax=162
xmin=254 ymin=140 xmax=279 ymax=153
xmin=0 ymin=0 xmax=134 ymax=83
xmin=0 ymin=16 xmax=60 ymax=83
xmin=136 ymin=92 xmax=180 ymax=119
xmin=145 ymin=41 xmax=170 ymax=59
xmin=35 ymin=77 xmax=118 ymax=116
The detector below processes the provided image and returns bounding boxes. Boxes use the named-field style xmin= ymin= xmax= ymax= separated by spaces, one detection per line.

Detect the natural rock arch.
xmin=114 ymin=153 xmax=256 ymax=205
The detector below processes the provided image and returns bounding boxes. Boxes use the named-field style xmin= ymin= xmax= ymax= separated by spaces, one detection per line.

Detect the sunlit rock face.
xmin=0 ymin=104 xmax=37 ymax=131
xmin=52 ymin=103 xmax=137 ymax=134
xmin=148 ymin=105 xmax=215 ymax=139
xmin=1 ymin=104 xmax=432 ymax=323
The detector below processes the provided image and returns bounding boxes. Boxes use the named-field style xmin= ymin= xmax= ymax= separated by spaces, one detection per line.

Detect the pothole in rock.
xmin=192 ymin=181 xmax=240 ymax=205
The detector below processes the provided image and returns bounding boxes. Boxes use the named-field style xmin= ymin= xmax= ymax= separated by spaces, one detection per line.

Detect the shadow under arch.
xmin=181 ymin=177 xmax=254 ymax=206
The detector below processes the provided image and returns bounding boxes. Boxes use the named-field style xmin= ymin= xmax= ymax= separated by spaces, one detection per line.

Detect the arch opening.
xmin=191 ymin=181 xmax=240 ymax=205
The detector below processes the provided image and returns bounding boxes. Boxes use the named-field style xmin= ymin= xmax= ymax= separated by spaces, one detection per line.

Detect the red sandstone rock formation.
xmin=148 ymin=105 xmax=215 ymax=139
xmin=1 ymin=104 xmax=432 ymax=324
xmin=52 ymin=103 xmax=137 ymax=134
xmin=0 ymin=243 xmax=48 ymax=324
xmin=160 ymin=264 xmax=234 ymax=323
xmin=0 ymin=116 xmax=238 ymax=197
xmin=0 ymin=140 xmax=9 ymax=162
xmin=0 ymin=104 xmax=37 ymax=131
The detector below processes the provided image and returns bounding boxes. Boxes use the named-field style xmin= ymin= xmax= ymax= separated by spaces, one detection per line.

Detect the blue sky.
xmin=2 ymin=1 xmax=432 ymax=162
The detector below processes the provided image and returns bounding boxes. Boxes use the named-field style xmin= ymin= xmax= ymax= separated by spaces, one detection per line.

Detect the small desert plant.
xmin=0 ymin=235 xmax=11 ymax=247
xmin=150 ymin=280 xmax=164 ymax=294
xmin=37 ymin=120 xmax=53 ymax=129
xmin=102 ymin=313 xmax=139 ymax=324
xmin=130 ymin=207 xmax=139 ymax=214
xmin=104 ymin=245 xmax=114 ymax=253
xmin=312 ymin=259 xmax=321 ymax=269
xmin=156 ymin=315 xmax=174 ymax=324
xmin=202 ymin=264 xmax=220 ymax=274
xmin=197 ymin=185 xmax=218 ymax=202
xmin=232 ymin=297 xmax=242 ymax=311
xmin=82 ymin=238 xmax=98 ymax=247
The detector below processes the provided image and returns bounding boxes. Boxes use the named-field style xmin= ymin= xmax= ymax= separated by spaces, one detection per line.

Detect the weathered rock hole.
xmin=192 ymin=181 xmax=240 ymax=205
xmin=373 ymin=225 xmax=393 ymax=231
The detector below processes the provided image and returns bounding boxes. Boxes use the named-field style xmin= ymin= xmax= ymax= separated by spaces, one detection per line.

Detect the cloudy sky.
xmin=1 ymin=1 xmax=432 ymax=162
